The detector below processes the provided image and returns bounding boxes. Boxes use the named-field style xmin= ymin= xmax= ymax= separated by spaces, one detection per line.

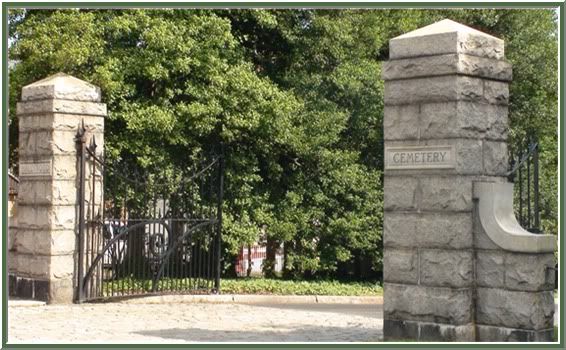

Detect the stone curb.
xmin=119 ymin=294 xmax=383 ymax=305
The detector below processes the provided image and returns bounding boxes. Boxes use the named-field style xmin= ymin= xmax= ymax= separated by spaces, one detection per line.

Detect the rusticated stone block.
xmin=476 ymin=250 xmax=505 ymax=288
xmin=50 ymin=254 xmax=75 ymax=279
xmin=382 ymin=54 xmax=511 ymax=82
xmin=419 ymin=102 xmax=458 ymax=140
xmin=50 ymin=230 xmax=76 ymax=256
xmin=457 ymin=54 xmax=512 ymax=81
xmin=15 ymin=277 xmax=34 ymax=299
xmin=476 ymin=288 xmax=554 ymax=330
xmin=384 ymin=283 xmax=472 ymax=325
xmin=53 ymin=114 xmax=105 ymax=131
xmin=12 ymin=229 xmax=75 ymax=256
xmin=383 ymin=248 xmax=418 ymax=284
xmin=19 ymin=179 xmax=79 ymax=206
xmin=458 ymin=102 xmax=508 ymax=140
xmin=52 ymin=155 xmax=79 ymax=180
xmin=8 ymin=251 xmax=18 ymax=273
xmin=419 ymin=322 xmax=474 ymax=342
xmin=476 ymin=324 xmax=554 ymax=342
xmin=18 ymin=131 xmax=37 ymax=156
xmin=15 ymin=205 xmax=50 ymax=230
xmin=419 ymin=176 xmax=473 ymax=211
xmin=34 ymin=279 xmax=50 ymax=301
xmin=383 ymin=54 xmax=461 ymax=80
xmin=384 ymin=75 xmax=483 ymax=105
xmin=383 ymin=319 xmax=419 ymax=340
xmin=52 ymin=180 xmax=78 ymax=205
xmin=48 ymin=278 xmax=75 ymax=304
xmin=15 ymin=253 xmax=50 ymax=278
xmin=17 ymin=99 xmax=106 ymax=116
xmin=384 ymin=319 xmax=474 ymax=342
xmin=484 ymin=80 xmax=509 ymax=105
xmin=505 ymin=253 xmax=555 ymax=291
xmin=8 ymin=275 xmax=51 ymax=301
xmin=385 ymin=176 xmax=474 ymax=212
xmin=483 ymin=141 xmax=508 ymax=176
xmin=384 ymin=212 xmax=472 ymax=249
xmin=12 ymin=229 xmax=50 ymax=255
xmin=383 ymin=104 xmax=419 ymax=140
xmin=50 ymin=130 xmax=79 ymax=155
xmin=50 ymin=205 xmax=77 ymax=230
xmin=8 ymin=228 xmax=17 ymax=251
xmin=383 ymin=176 xmax=419 ymax=211
xmin=8 ymin=275 xmax=17 ymax=296
xmin=420 ymin=249 xmax=473 ymax=287
xmin=18 ymin=114 xmax=54 ymax=131
xmin=16 ymin=204 xmax=76 ymax=230
xmin=420 ymin=102 xmax=508 ymax=141
xmin=17 ymin=179 xmax=53 ymax=205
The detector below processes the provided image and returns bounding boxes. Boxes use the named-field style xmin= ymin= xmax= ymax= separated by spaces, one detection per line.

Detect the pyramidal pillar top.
xmin=389 ymin=19 xmax=504 ymax=59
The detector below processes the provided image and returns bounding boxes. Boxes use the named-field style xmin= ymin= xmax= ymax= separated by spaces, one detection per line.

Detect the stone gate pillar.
xmin=382 ymin=19 xmax=556 ymax=341
xmin=8 ymin=73 xmax=106 ymax=303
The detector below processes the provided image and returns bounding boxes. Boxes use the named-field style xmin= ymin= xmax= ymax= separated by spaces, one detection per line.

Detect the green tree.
xmin=221 ymin=9 xmax=558 ymax=276
xmin=9 ymin=8 xmax=558 ymax=280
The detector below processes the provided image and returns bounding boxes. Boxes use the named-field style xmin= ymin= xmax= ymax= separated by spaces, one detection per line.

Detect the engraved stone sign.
xmin=20 ymin=159 xmax=52 ymax=177
xmin=385 ymin=145 xmax=456 ymax=170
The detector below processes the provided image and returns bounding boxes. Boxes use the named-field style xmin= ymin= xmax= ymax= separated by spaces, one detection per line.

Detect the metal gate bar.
xmin=76 ymin=124 xmax=223 ymax=302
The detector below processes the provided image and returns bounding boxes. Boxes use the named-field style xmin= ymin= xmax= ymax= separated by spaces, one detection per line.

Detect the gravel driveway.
xmin=7 ymin=301 xmax=382 ymax=343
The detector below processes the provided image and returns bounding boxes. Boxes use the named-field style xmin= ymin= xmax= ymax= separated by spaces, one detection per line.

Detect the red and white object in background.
xmin=235 ymin=243 xmax=284 ymax=277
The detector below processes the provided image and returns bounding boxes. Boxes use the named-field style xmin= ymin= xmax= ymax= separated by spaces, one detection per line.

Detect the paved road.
xmin=7 ymin=301 xmax=558 ymax=343
xmin=249 ymin=302 xmax=383 ymax=319
xmin=8 ymin=301 xmax=382 ymax=343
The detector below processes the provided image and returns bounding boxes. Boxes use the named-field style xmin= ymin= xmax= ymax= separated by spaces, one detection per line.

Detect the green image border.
xmin=1 ymin=1 xmax=563 ymax=349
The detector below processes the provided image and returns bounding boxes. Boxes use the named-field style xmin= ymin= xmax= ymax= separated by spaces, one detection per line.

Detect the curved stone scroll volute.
xmin=473 ymin=182 xmax=557 ymax=253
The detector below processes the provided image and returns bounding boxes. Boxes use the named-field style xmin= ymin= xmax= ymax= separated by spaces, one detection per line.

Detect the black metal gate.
xmin=76 ymin=123 xmax=223 ymax=302
xmin=508 ymin=139 xmax=540 ymax=234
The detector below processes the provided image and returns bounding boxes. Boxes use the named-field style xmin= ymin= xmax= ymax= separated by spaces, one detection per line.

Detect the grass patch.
xmin=101 ymin=277 xmax=214 ymax=296
xmin=100 ymin=277 xmax=382 ymax=296
xmin=219 ymin=278 xmax=382 ymax=296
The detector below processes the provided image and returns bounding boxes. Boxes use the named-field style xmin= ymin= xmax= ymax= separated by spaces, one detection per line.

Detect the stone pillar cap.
xmin=390 ymin=19 xmax=504 ymax=60
xmin=21 ymin=72 xmax=101 ymax=102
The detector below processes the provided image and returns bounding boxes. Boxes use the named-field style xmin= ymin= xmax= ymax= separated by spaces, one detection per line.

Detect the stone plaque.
xmin=20 ymin=159 xmax=52 ymax=177
xmin=385 ymin=145 xmax=456 ymax=170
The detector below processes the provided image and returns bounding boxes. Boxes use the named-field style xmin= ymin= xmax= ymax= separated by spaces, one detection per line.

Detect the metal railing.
xmin=75 ymin=122 xmax=224 ymax=302
xmin=507 ymin=140 xmax=540 ymax=233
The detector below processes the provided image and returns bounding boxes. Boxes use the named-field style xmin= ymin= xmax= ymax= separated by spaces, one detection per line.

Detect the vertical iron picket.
xmin=508 ymin=139 xmax=541 ymax=234
xmin=77 ymin=128 xmax=223 ymax=301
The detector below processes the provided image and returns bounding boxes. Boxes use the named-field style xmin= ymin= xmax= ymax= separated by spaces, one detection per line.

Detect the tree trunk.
xmin=263 ymin=236 xmax=278 ymax=278
xmin=246 ymin=244 xmax=252 ymax=277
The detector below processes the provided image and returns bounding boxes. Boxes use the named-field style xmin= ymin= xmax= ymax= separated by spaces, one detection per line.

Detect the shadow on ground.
xmin=133 ymin=324 xmax=382 ymax=342
xmin=242 ymin=303 xmax=383 ymax=319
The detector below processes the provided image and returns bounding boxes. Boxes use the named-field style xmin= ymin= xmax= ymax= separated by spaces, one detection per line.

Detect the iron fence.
xmin=507 ymin=139 xmax=540 ymax=233
xmin=76 ymin=122 xmax=223 ymax=302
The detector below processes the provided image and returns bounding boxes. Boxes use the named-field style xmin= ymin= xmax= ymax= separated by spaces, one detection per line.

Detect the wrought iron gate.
xmin=76 ymin=124 xmax=223 ymax=302
xmin=508 ymin=138 xmax=540 ymax=233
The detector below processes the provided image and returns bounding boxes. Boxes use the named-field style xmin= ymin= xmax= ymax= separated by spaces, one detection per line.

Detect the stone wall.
xmin=8 ymin=73 xmax=106 ymax=303
xmin=382 ymin=19 xmax=556 ymax=342
xmin=472 ymin=183 xmax=555 ymax=341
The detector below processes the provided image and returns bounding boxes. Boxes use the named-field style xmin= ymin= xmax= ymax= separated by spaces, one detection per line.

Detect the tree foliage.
xmin=8 ymin=9 xmax=558 ymax=279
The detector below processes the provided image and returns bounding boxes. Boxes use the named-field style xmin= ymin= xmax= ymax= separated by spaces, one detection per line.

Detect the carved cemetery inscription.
xmin=385 ymin=145 xmax=455 ymax=170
